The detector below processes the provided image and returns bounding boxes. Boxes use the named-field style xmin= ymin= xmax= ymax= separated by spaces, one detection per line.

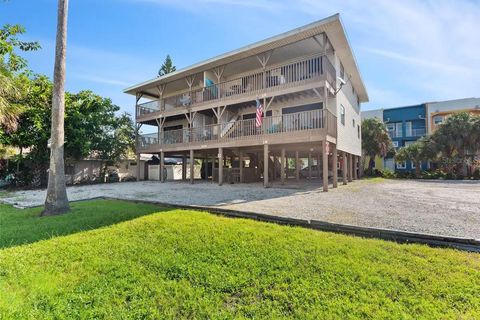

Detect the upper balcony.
xmin=136 ymin=54 xmax=336 ymax=120
xmin=389 ymin=127 xmax=426 ymax=139
xmin=406 ymin=128 xmax=426 ymax=137
xmin=388 ymin=130 xmax=403 ymax=139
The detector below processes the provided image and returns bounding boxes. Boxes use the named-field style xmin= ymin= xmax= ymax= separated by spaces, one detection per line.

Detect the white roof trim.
xmin=124 ymin=14 xmax=368 ymax=102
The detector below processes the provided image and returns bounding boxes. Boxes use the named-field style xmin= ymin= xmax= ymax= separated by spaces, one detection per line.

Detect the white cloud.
xmin=72 ymin=74 xmax=130 ymax=86
xmin=127 ymin=0 xmax=283 ymax=11
xmin=360 ymin=47 xmax=472 ymax=75
xmin=294 ymin=0 xmax=480 ymax=106
xmin=364 ymin=83 xmax=417 ymax=110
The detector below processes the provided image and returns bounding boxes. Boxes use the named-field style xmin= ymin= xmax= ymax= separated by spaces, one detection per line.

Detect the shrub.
xmin=421 ymin=169 xmax=447 ymax=180
xmin=379 ymin=169 xmax=395 ymax=179
xmin=473 ymin=168 xmax=480 ymax=180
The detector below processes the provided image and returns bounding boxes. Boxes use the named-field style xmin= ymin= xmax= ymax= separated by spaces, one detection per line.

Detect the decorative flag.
xmin=255 ymin=99 xmax=263 ymax=127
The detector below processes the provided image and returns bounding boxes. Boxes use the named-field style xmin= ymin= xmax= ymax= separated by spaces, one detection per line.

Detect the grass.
xmin=0 ymin=199 xmax=479 ymax=319
xmin=0 ymin=200 xmax=163 ymax=248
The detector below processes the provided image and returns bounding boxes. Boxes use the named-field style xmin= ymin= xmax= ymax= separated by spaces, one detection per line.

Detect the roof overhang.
xmin=124 ymin=13 xmax=368 ymax=103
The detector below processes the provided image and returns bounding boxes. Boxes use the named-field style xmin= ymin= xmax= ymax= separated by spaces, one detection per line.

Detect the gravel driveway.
xmin=1 ymin=179 xmax=479 ymax=239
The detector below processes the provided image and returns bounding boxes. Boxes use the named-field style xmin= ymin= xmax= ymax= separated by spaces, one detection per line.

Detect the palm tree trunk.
xmin=415 ymin=161 xmax=421 ymax=179
xmin=43 ymin=0 xmax=70 ymax=216
xmin=368 ymin=155 xmax=375 ymax=173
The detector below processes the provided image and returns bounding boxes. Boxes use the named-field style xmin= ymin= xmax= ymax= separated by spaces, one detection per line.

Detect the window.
xmin=392 ymin=141 xmax=399 ymax=148
xmin=411 ymin=162 xmax=416 ymax=169
xmin=387 ymin=122 xmax=403 ymax=138
xmin=404 ymin=141 xmax=414 ymax=147
xmin=405 ymin=121 xmax=412 ymax=137
xmin=386 ymin=123 xmax=395 ymax=136
xmin=340 ymin=105 xmax=345 ymax=125
xmin=433 ymin=115 xmax=444 ymax=125
xmin=281 ymin=103 xmax=321 ymax=114
xmin=396 ymin=161 xmax=406 ymax=169
xmin=357 ymin=125 xmax=360 ymax=138
xmin=339 ymin=62 xmax=345 ymax=80
xmin=352 ymin=119 xmax=355 ymax=128
xmin=243 ymin=110 xmax=272 ymax=119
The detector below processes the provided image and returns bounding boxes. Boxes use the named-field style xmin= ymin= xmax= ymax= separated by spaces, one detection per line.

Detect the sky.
xmin=2 ymin=0 xmax=479 ymax=116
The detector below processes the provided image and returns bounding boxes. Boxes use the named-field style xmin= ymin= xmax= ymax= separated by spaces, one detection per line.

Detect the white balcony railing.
xmin=388 ymin=130 xmax=403 ymax=138
xmin=137 ymin=54 xmax=336 ymax=117
xmin=138 ymin=109 xmax=336 ymax=149
xmin=407 ymin=128 xmax=426 ymax=137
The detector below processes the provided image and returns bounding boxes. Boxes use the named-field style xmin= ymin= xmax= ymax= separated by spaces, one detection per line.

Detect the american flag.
xmin=255 ymin=99 xmax=263 ymax=127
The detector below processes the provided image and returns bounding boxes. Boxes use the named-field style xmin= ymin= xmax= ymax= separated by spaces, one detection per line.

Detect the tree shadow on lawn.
xmin=0 ymin=199 xmax=168 ymax=249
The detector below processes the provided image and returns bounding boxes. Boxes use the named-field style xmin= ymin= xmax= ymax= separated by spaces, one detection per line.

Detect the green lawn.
xmin=0 ymin=199 xmax=164 ymax=248
xmin=0 ymin=199 xmax=479 ymax=319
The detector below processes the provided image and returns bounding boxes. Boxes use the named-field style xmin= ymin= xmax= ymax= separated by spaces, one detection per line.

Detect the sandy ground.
xmin=1 ymin=179 xmax=479 ymax=239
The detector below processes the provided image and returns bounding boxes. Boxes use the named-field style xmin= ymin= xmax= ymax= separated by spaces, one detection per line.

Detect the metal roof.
xmin=124 ymin=14 xmax=369 ymax=102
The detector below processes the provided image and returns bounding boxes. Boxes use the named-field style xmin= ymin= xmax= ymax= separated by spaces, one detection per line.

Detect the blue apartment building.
xmin=383 ymin=104 xmax=428 ymax=172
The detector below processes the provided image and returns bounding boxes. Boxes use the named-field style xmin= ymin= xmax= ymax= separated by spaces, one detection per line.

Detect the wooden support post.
xmin=190 ymin=149 xmax=194 ymax=184
xmin=342 ymin=151 xmax=348 ymax=185
xmin=295 ymin=151 xmax=300 ymax=181
xmin=359 ymin=156 xmax=364 ymax=179
xmin=280 ymin=148 xmax=286 ymax=185
xmin=160 ymin=151 xmax=165 ymax=183
xmin=182 ymin=154 xmax=187 ymax=181
xmin=218 ymin=148 xmax=223 ymax=186
xmin=263 ymin=144 xmax=269 ymax=188
xmin=348 ymin=153 xmax=353 ymax=182
xmin=317 ymin=154 xmax=321 ymax=179
xmin=204 ymin=154 xmax=208 ymax=180
xmin=322 ymin=141 xmax=328 ymax=192
xmin=332 ymin=144 xmax=338 ymax=188
xmin=353 ymin=156 xmax=358 ymax=180
xmin=272 ymin=155 xmax=277 ymax=181
xmin=239 ymin=152 xmax=244 ymax=183
xmin=136 ymin=153 xmax=141 ymax=181
xmin=285 ymin=155 xmax=289 ymax=179
xmin=308 ymin=153 xmax=312 ymax=180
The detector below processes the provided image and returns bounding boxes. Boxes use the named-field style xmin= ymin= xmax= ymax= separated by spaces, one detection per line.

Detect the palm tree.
xmin=43 ymin=0 xmax=70 ymax=215
xmin=361 ymin=118 xmax=393 ymax=173
xmin=0 ymin=72 xmax=22 ymax=133
xmin=430 ymin=112 xmax=477 ymax=176
xmin=0 ymin=23 xmax=40 ymax=133
xmin=395 ymin=142 xmax=425 ymax=178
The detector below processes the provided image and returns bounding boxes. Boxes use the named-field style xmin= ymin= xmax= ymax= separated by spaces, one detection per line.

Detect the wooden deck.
xmin=138 ymin=109 xmax=337 ymax=153
xmin=136 ymin=54 xmax=336 ymax=122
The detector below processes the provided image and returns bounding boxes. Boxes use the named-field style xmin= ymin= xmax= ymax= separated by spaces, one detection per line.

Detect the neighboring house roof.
xmin=124 ymin=14 xmax=369 ymax=103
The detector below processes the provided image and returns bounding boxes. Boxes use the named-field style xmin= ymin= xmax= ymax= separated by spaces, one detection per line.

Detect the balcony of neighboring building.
xmin=405 ymin=127 xmax=426 ymax=138
xmin=137 ymin=108 xmax=337 ymax=152
xmin=386 ymin=121 xmax=426 ymax=139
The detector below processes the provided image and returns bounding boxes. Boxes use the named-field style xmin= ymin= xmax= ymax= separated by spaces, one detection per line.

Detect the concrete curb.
xmin=2 ymin=196 xmax=479 ymax=252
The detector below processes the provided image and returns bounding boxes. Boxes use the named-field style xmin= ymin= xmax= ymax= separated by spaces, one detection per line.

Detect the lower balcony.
xmin=138 ymin=109 xmax=337 ymax=152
